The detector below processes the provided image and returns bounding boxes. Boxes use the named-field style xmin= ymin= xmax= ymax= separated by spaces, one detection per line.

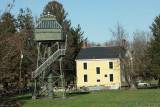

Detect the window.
xmin=96 ymin=67 xmax=100 ymax=74
xmin=97 ymin=79 xmax=100 ymax=82
xmin=109 ymin=62 xmax=113 ymax=69
xmin=84 ymin=75 xmax=88 ymax=82
xmin=110 ymin=74 xmax=113 ymax=82
xmin=83 ymin=63 xmax=87 ymax=70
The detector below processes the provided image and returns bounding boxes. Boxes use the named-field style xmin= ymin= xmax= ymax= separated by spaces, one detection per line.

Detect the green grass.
xmin=17 ymin=89 xmax=160 ymax=107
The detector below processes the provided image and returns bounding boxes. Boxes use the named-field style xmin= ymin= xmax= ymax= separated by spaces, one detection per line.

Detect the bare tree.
xmin=131 ymin=31 xmax=150 ymax=79
xmin=110 ymin=23 xmax=128 ymax=48
xmin=4 ymin=0 xmax=15 ymax=13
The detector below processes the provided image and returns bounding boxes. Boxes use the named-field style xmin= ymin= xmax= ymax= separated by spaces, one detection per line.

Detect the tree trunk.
xmin=130 ymin=82 xmax=136 ymax=89
xmin=158 ymin=78 xmax=160 ymax=87
xmin=129 ymin=75 xmax=137 ymax=89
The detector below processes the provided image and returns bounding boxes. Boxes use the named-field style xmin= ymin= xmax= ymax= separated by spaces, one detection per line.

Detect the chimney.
xmin=82 ymin=40 xmax=88 ymax=48
xmin=121 ymin=39 xmax=127 ymax=49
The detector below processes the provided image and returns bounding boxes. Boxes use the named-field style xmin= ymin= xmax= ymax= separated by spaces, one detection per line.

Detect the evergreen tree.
xmin=17 ymin=8 xmax=34 ymax=47
xmin=0 ymin=12 xmax=17 ymax=36
xmin=147 ymin=15 xmax=160 ymax=85
xmin=17 ymin=8 xmax=34 ymax=32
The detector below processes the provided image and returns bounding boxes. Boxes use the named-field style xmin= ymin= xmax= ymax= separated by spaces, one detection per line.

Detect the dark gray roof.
xmin=76 ymin=46 xmax=125 ymax=60
xmin=36 ymin=20 xmax=61 ymax=29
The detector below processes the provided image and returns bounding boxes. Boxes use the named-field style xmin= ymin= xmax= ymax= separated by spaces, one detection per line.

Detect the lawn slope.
xmin=21 ymin=89 xmax=160 ymax=107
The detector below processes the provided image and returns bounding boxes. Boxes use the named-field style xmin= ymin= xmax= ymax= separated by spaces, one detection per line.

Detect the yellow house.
xmin=75 ymin=46 xmax=127 ymax=90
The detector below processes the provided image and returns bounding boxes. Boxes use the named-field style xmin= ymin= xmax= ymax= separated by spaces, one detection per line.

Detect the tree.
xmin=131 ymin=31 xmax=150 ymax=80
xmin=0 ymin=12 xmax=18 ymax=89
xmin=16 ymin=8 xmax=36 ymax=87
xmin=147 ymin=15 xmax=160 ymax=86
xmin=0 ymin=12 xmax=17 ymax=36
xmin=0 ymin=34 xmax=22 ymax=88
xmin=17 ymin=8 xmax=34 ymax=32
xmin=17 ymin=8 xmax=35 ymax=47
xmin=0 ymin=7 xmax=36 ymax=89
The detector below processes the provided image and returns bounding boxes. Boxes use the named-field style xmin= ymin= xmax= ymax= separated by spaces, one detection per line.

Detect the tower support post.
xmin=48 ymin=72 xmax=53 ymax=98
xmin=47 ymin=46 xmax=53 ymax=98
xmin=59 ymin=57 xmax=65 ymax=98
xmin=32 ymin=42 xmax=41 ymax=99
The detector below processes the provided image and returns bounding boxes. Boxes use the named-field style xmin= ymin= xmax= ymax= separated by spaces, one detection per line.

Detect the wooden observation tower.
xmin=32 ymin=13 xmax=66 ymax=99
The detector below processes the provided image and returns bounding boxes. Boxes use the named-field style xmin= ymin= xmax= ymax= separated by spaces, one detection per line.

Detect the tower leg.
xmin=32 ymin=79 xmax=37 ymax=99
xmin=59 ymin=58 xmax=65 ymax=98
xmin=47 ymin=46 xmax=53 ymax=98
xmin=32 ymin=43 xmax=41 ymax=99
xmin=48 ymin=72 xmax=53 ymax=98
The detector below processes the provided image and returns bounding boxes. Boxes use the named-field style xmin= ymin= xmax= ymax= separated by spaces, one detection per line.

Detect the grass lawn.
xmin=16 ymin=89 xmax=160 ymax=107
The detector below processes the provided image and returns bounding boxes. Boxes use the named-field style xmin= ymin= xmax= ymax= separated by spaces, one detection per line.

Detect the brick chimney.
xmin=121 ymin=39 xmax=127 ymax=49
xmin=82 ymin=40 xmax=88 ymax=48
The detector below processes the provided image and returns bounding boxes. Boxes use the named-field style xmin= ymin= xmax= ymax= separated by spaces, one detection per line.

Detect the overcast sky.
xmin=0 ymin=0 xmax=160 ymax=43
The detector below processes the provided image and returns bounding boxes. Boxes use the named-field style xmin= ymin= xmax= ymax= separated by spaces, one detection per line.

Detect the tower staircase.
xmin=32 ymin=48 xmax=65 ymax=98
xmin=32 ymin=49 xmax=65 ymax=79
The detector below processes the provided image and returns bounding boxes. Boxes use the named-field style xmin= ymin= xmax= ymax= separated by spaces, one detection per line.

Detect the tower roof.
xmin=35 ymin=14 xmax=62 ymax=29
xmin=34 ymin=14 xmax=64 ymax=42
